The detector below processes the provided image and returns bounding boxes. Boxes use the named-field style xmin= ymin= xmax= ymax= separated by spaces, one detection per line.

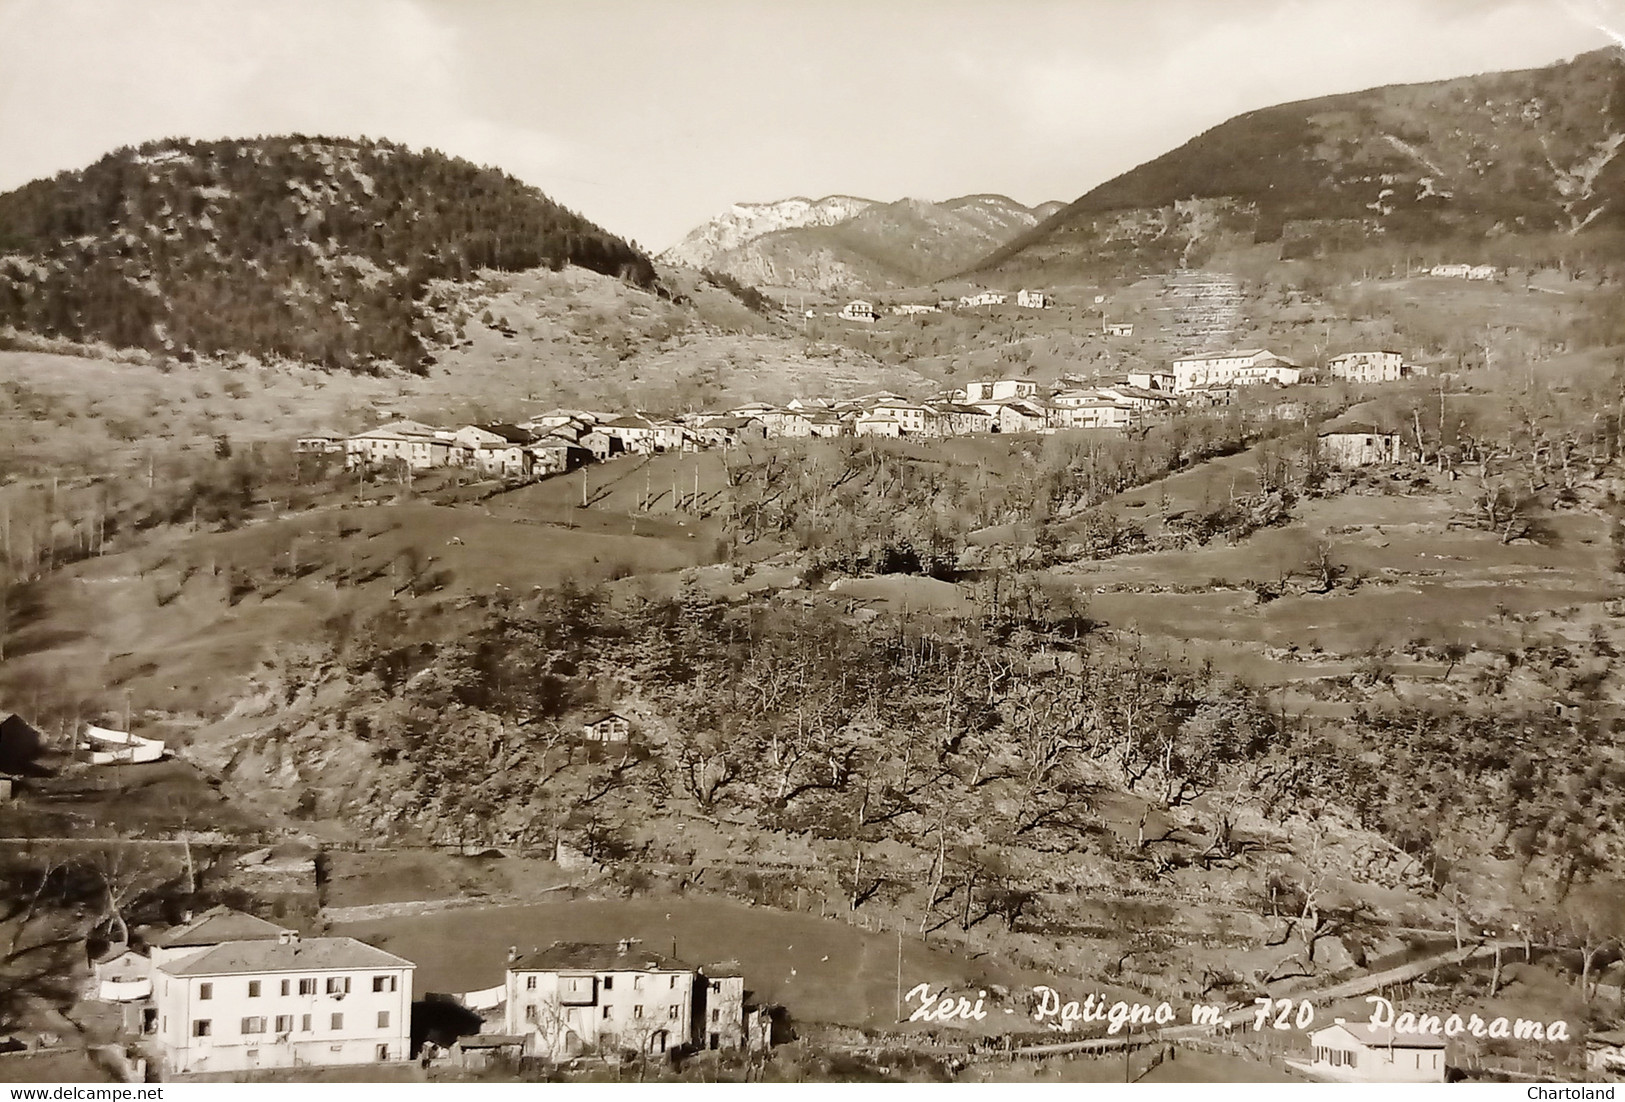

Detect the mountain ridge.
xmin=663 ymin=192 xmax=1064 ymax=291
xmin=967 ymin=47 xmax=1625 ymax=280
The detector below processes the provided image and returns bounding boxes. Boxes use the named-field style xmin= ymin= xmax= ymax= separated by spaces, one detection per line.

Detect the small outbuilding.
xmin=582 ymin=712 xmax=632 ymax=744
xmin=1299 ymin=1020 xmax=1446 ymax=1082
xmin=1318 ymin=419 xmax=1402 ymax=468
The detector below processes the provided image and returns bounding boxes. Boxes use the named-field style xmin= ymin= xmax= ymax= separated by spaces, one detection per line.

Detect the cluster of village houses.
xmin=836 ymin=288 xmax=1053 ymax=321
xmin=88 ymin=906 xmax=771 ymax=1077
xmin=299 ymin=348 xmax=1428 ymax=483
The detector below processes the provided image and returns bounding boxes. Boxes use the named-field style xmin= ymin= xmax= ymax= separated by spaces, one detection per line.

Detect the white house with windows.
xmin=962 ymin=379 xmax=1040 ymax=403
xmin=1095 ymin=385 xmax=1175 ymax=413
xmin=838 ymin=300 xmax=879 ymax=322
xmin=1016 ymin=289 xmax=1050 ymax=308
xmin=1170 ymin=350 xmax=1299 ymax=392
xmin=1052 ymin=400 xmax=1135 ymax=430
xmin=453 ymin=424 xmax=535 ymax=476
xmin=150 ymin=930 xmax=415 ymax=1074
xmin=1127 ymin=370 xmax=1175 ymax=392
xmin=1318 ymin=420 xmax=1403 ymax=467
xmin=869 ymin=399 xmax=933 ymax=436
xmin=1297 ymin=1020 xmax=1446 ymax=1083
xmin=345 ymin=421 xmax=453 ymax=470
xmin=973 ymin=399 xmax=1047 ymax=434
xmin=504 ymin=941 xmax=696 ymax=1060
xmin=1328 ymin=351 xmax=1407 ymax=384
xmin=958 ymin=291 xmax=1007 ymax=308
xmin=854 ymin=410 xmax=903 ymax=438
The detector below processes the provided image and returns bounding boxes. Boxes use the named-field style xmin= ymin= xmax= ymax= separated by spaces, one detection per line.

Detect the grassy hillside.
xmin=0 ymin=265 xmax=929 ymax=477
xmin=0 ymin=136 xmax=656 ymax=372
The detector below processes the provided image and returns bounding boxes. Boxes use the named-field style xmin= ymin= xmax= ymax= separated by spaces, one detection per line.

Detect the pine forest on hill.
xmin=0 ymin=136 xmax=657 ymax=373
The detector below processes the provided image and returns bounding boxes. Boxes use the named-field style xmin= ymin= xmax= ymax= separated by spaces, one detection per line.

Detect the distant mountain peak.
xmin=662 ymin=192 xmax=1064 ymax=291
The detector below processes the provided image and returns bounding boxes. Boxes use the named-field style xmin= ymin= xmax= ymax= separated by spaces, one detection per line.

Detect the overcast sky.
xmin=0 ymin=0 xmax=1617 ymax=250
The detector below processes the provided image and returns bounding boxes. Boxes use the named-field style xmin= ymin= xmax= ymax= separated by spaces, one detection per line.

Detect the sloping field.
xmin=336 ymin=895 xmax=1056 ymax=1030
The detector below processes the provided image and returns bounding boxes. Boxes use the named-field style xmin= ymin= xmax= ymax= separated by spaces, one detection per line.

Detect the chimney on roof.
xmin=507 ymin=946 xmax=518 ymax=964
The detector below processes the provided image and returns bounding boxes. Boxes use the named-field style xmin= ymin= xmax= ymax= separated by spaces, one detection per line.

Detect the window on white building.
xmin=198 ymin=983 xmax=213 ymax=1000
xmin=377 ymin=1011 xmax=390 ymax=1029
xmin=241 ymin=1017 xmax=266 ymax=1034
xmin=299 ymin=979 xmax=317 ymax=995
xmin=247 ymin=981 xmax=261 ymax=998
xmin=372 ymin=975 xmax=396 ymax=993
xmin=331 ymin=1013 xmax=344 ymax=1030
xmin=275 ymin=1015 xmax=293 ymax=1032
xmin=192 ymin=1020 xmax=211 ymax=1037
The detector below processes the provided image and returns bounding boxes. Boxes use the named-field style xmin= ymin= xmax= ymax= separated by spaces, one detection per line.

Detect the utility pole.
xmin=895 ymin=929 xmax=902 ymax=1023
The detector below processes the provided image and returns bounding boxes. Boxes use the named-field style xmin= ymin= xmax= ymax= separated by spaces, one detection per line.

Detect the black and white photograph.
xmin=1 ymin=0 xmax=1624 ymax=1089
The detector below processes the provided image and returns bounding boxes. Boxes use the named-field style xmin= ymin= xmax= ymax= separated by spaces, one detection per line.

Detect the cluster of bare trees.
xmin=0 ymin=842 xmax=197 ymax=1030
xmin=336 ymin=584 xmax=1320 ymax=935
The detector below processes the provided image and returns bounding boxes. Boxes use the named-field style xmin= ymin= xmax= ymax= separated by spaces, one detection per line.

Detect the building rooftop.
xmin=355 ymin=419 xmax=442 ymax=438
xmin=1173 ymin=349 xmax=1268 ymax=361
xmin=152 ymin=906 xmax=291 ymax=949
xmin=510 ymin=941 xmax=691 ymax=973
xmin=158 ymin=936 xmax=414 ymax=976
xmin=1319 ymin=420 xmax=1396 ymax=437
xmin=478 ymin=424 xmax=535 ymax=445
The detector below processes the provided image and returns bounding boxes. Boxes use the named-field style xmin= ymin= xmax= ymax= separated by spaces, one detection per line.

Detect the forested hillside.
xmin=972 ymin=47 xmax=1625 ymax=279
xmin=0 ymin=136 xmax=657 ymax=372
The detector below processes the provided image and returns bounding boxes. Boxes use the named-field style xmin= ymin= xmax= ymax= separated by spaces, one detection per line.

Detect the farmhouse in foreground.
xmin=142 ymin=911 xmax=415 ymax=1076
xmin=502 ymin=939 xmax=765 ymax=1060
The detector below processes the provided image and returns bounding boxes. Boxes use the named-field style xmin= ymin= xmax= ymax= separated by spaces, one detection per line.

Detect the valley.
xmin=2 ymin=37 xmax=1625 ymax=1088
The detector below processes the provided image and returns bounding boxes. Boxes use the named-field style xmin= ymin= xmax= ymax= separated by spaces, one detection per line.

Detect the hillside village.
xmin=313 ymin=345 xmax=1431 ymax=483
